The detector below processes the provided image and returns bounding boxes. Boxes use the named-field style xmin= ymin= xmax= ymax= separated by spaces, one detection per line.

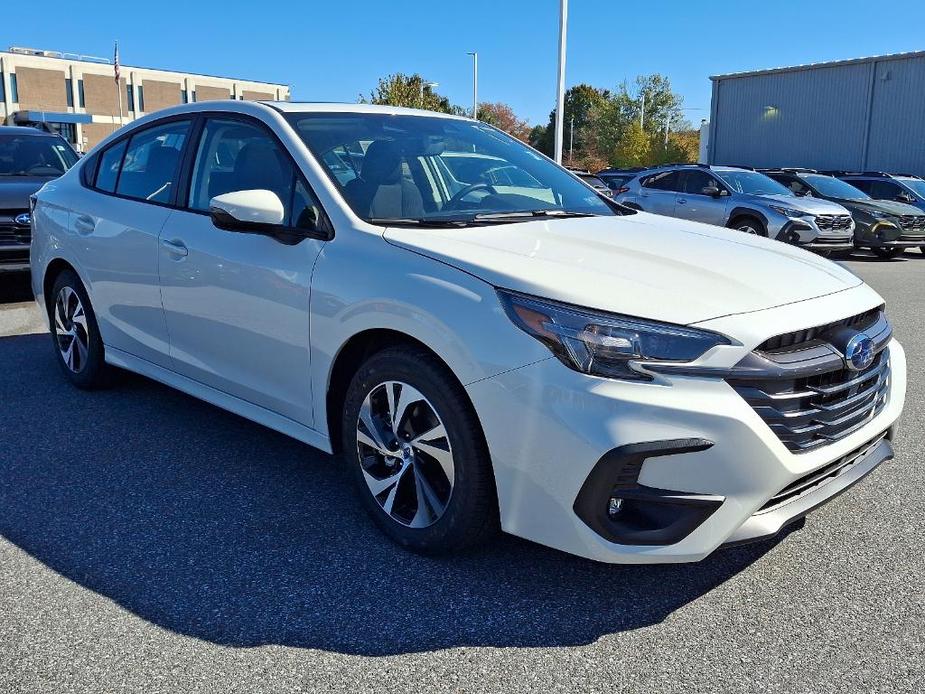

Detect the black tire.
xmin=341 ymin=345 xmax=498 ymax=554
xmin=871 ymin=247 xmax=904 ymax=259
xmin=49 ymin=269 xmax=112 ymax=389
xmin=729 ymin=216 xmax=767 ymax=237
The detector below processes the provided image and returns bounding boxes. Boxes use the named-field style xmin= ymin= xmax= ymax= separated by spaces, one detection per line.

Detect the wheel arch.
xmin=727 ymin=207 xmax=768 ymax=233
xmin=325 ymin=328 xmax=471 ymax=455
xmin=43 ymin=257 xmax=81 ymax=320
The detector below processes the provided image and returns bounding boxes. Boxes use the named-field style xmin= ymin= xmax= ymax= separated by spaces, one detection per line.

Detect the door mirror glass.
xmin=210 ymin=189 xmax=285 ymax=230
xmin=701 ymin=184 xmax=722 ymax=197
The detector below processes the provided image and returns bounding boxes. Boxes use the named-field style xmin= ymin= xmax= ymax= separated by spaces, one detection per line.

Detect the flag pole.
xmin=113 ymin=41 xmax=123 ymax=132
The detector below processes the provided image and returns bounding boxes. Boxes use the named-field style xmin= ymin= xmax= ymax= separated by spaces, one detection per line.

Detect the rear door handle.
xmin=161 ymin=238 xmax=189 ymax=258
xmin=74 ymin=214 xmax=95 ymax=235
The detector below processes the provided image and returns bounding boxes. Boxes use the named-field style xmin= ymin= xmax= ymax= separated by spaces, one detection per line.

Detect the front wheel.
xmin=729 ymin=217 xmax=766 ymax=236
xmin=871 ymin=247 xmax=904 ymax=259
xmin=341 ymin=346 xmax=498 ymax=554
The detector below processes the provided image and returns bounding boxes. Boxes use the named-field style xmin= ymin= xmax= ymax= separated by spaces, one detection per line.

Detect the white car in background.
xmin=30 ymin=102 xmax=905 ymax=563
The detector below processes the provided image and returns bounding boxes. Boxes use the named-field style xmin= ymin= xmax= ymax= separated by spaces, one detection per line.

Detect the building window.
xmin=66 ymin=78 xmax=74 ymax=107
xmin=10 ymin=73 xmax=18 ymax=102
xmin=0 ymin=73 xmax=4 ymax=102
xmin=126 ymin=84 xmax=135 ymax=112
xmin=181 ymin=89 xmax=188 ymax=104
xmin=137 ymin=85 xmax=145 ymax=112
xmin=78 ymin=79 xmax=85 ymax=107
xmin=191 ymin=90 xmax=197 ymax=103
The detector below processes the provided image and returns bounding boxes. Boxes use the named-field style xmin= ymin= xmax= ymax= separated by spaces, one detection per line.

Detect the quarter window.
xmin=188 ymin=118 xmax=324 ymax=231
xmin=115 ymin=120 xmax=191 ymax=203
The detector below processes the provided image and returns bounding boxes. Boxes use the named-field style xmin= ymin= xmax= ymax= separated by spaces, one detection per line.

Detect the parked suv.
xmin=829 ymin=171 xmax=925 ymax=255
xmin=0 ymin=126 xmax=79 ymax=271
xmin=567 ymin=169 xmax=613 ymax=198
xmin=596 ymin=167 xmax=646 ymax=196
xmin=30 ymin=102 xmax=905 ymax=563
xmin=613 ymin=164 xmax=855 ymax=254
xmin=762 ymin=169 xmax=925 ymax=258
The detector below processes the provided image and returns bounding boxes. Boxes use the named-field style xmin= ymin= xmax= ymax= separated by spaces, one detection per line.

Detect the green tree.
xmin=538 ymin=84 xmax=611 ymax=158
xmin=361 ymin=73 xmax=451 ymax=113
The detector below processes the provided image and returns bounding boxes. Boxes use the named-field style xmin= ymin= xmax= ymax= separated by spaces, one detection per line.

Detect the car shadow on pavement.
xmin=0 ymin=272 xmax=33 ymax=305
xmin=0 ymin=333 xmax=789 ymax=656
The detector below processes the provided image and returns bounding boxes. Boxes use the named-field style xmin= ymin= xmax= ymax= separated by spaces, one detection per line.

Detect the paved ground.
xmin=1 ymin=254 xmax=923 ymax=693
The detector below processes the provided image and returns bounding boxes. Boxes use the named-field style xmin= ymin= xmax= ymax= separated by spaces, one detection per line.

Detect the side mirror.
xmin=898 ymin=192 xmax=916 ymax=204
xmin=702 ymin=185 xmax=725 ymax=198
xmin=210 ymin=189 xmax=285 ymax=231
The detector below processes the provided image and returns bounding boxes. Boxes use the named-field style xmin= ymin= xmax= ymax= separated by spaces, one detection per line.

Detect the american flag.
xmin=113 ymin=41 xmax=120 ymax=83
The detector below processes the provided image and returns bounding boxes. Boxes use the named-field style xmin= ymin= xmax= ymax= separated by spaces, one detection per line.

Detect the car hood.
xmin=0 ymin=177 xmax=54 ymax=209
xmin=824 ymin=197 xmax=924 ymax=217
xmin=745 ymin=193 xmax=850 ymax=215
xmin=383 ymin=212 xmax=863 ymax=325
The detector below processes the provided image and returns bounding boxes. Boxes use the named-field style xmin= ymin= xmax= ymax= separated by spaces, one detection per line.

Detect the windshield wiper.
xmin=473 ymin=210 xmax=600 ymax=221
xmin=368 ymin=217 xmax=482 ymax=228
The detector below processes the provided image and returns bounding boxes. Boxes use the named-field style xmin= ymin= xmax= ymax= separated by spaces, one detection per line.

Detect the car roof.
xmin=268 ymin=101 xmax=472 ymax=121
xmin=0 ymin=125 xmax=60 ymax=137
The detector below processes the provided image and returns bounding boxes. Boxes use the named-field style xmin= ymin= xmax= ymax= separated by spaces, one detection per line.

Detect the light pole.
xmin=553 ymin=0 xmax=568 ymax=164
xmin=419 ymin=80 xmax=439 ymax=108
xmin=467 ymin=51 xmax=478 ymax=119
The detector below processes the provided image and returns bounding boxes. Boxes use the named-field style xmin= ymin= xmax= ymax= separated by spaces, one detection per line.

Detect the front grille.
xmin=755 ymin=307 xmax=882 ymax=353
xmin=730 ymin=352 xmax=889 ymax=452
xmin=0 ymin=209 xmax=31 ymax=245
xmin=815 ymin=214 xmax=853 ymax=231
xmin=758 ymin=430 xmax=888 ymax=512
xmin=899 ymin=214 xmax=925 ymax=231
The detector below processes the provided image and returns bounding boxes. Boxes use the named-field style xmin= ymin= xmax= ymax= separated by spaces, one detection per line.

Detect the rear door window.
xmin=115 ymin=120 xmax=191 ymax=203
xmin=94 ymin=140 xmax=128 ymax=193
xmin=643 ymin=171 xmax=681 ymax=191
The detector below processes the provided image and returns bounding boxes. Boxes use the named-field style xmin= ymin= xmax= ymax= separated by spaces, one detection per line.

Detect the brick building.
xmin=0 ymin=46 xmax=290 ymax=151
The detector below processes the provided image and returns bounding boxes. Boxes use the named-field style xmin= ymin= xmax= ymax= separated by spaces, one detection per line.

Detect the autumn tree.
xmin=477 ymin=102 xmax=531 ymax=142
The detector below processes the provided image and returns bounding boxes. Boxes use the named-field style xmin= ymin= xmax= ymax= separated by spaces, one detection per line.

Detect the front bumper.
xmin=856 ymin=221 xmax=925 ymax=248
xmin=0 ymin=242 xmax=31 ymax=272
xmin=467 ymin=306 xmax=906 ymax=564
xmin=770 ymin=217 xmax=854 ymax=251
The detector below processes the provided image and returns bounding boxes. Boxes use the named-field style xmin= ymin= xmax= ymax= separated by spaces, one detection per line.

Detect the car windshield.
xmin=600 ymin=174 xmax=633 ymax=189
xmin=0 ymin=133 xmax=78 ymax=176
xmin=897 ymin=177 xmax=925 ymax=198
xmin=287 ymin=112 xmax=616 ymax=225
xmin=578 ymin=174 xmax=608 ymax=188
xmin=714 ymin=170 xmax=793 ymax=196
xmin=802 ymin=174 xmax=871 ymax=200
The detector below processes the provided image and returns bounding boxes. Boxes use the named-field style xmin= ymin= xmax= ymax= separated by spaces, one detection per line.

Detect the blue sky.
xmin=3 ymin=0 xmax=925 ymax=126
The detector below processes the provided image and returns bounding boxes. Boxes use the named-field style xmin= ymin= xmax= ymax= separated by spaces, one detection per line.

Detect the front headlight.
xmin=498 ymin=290 xmax=730 ymax=381
xmin=768 ymin=205 xmax=807 ymax=219
xmin=867 ymin=210 xmax=892 ymax=220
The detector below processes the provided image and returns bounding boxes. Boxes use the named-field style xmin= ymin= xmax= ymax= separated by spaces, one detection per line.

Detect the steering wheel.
xmin=443 ymin=182 xmax=499 ymax=211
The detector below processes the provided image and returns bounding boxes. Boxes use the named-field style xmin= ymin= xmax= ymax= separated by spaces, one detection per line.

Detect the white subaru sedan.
xmin=30 ymin=102 xmax=906 ymax=563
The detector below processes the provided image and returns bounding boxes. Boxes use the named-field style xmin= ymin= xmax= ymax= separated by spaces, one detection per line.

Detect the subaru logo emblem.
xmin=844 ymin=333 xmax=874 ymax=371
xmin=14 ymin=213 xmax=31 ymax=226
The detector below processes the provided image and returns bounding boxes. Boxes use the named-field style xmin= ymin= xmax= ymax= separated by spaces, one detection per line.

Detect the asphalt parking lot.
xmin=1 ymin=253 xmax=923 ymax=693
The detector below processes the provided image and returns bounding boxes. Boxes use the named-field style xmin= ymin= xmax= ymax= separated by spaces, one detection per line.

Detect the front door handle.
xmin=74 ymin=214 xmax=95 ymax=235
xmin=161 ymin=238 xmax=189 ymax=258
xmin=677 ymin=198 xmax=687 ymax=205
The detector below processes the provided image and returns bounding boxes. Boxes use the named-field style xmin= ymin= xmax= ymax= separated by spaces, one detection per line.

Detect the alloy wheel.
xmin=54 ymin=286 xmax=90 ymax=373
xmin=355 ymin=381 xmax=455 ymax=528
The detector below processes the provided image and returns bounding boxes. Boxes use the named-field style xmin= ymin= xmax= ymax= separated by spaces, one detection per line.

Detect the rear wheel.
xmin=729 ymin=216 xmax=767 ymax=236
xmin=871 ymin=247 xmax=904 ymax=259
xmin=341 ymin=346 xmax=498 ymax=554
xmin=49 ymin=270 xmax=111 ymax=389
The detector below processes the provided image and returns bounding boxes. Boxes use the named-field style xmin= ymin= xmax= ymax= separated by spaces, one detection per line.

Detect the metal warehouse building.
xmin=707 ymin=51 xmax=925 ymax=175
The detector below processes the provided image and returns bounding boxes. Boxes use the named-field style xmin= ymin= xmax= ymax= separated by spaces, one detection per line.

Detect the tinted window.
xmin=189 ymin=118 xmax=324 ymax=231
xmin=801 ymin=174 xmax=870 ymax=200
xmin=116 ymin=120 xmax=190 ymax=203
xmin=94 ymin=140 xmax=127 ymax=192
xmin=681 ymin=170 xmax=718 ymax=194
xmin=769 ymin=173 xmax=811 ymax=196
xmin=643 ymin=171 xmax=681 ymax=191
xmin=601 ymin=174 xmax=632 ymax=190
xmin=866 ymin=180 xmax=904 ymax=200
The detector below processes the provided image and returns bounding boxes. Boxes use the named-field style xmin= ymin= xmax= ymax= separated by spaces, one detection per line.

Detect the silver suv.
xmin=614 ymin=164 xmax=855 ymax=253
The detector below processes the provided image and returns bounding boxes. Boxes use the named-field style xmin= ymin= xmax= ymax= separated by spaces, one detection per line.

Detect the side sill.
xmin=105 ymin=347 xmax=333 ymax=454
